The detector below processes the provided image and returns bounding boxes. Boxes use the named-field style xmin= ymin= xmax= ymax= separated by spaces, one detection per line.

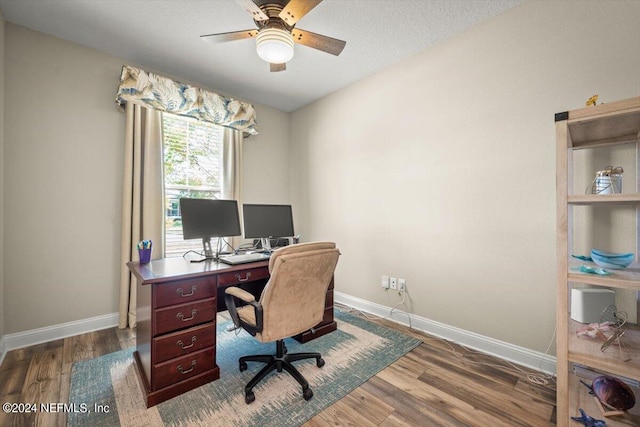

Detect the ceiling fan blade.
xmin=234 ymin=0 xmax=269 ymax=21
xmin=291 ymin=28 xmax=346 ymax=56
xmin=200 ymin=29 xmax=258 ymax=43
xmin=270 ymin=63 xmax=286 ymax=72
xmin=279 ymin=0 xmax=323 ymax=26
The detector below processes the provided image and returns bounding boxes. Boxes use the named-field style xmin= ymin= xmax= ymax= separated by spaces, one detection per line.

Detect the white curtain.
xmin=119 ymin=103 xmax=165 ymax=329
xmin=220 ymin=127 xmax=244 ymax=250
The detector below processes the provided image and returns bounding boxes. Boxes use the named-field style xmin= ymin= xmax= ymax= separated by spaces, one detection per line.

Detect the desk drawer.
xmin=218 ymin=266 xmax=269 ymax=287
xmin=152 ymin=347 xmax=215 ymax=391
xmin=154 ymin=277 xmax=216 ymax=308
xmin=153 ymin=323 xmax=215 ymax=364
xmin=155 ymin=298 xmax=215 ymax=335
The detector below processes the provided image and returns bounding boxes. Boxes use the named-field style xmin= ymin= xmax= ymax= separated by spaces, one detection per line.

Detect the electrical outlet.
xmin=381 ymin=275 xmax=390 ymax=289
xmin=398 ymin=278 xmax=406 ymax=291
xmin=390 ymin=277 xmax=397 ymax=290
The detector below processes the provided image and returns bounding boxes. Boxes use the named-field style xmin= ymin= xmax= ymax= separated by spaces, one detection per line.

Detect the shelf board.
xmin=568 ymin=260 xmax=640 ymax=290
xmin=568 ymin=320 xmax=640 ymax=381
xmin=569 ymin=374 xmax=640 ymax=426
xmin=563 ymin=97 xmax=640 ymax=149
xmin=567 ymin=271 xmax=640 ymax=290
xmin=568 ymin=194 xmax=640 ymax=205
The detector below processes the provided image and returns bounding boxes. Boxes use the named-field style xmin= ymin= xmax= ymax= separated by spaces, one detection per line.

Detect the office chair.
xmin=224 ymin=242 xmax=340 ymax=404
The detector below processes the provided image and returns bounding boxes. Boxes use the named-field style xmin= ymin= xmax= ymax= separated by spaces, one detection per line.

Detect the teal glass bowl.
xmin=590 ymin=249 xmax=634 ymax=270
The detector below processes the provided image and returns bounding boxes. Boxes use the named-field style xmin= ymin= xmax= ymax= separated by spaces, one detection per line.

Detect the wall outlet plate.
xmin=398 ymin=278 xmax=406 ymax=291
xmin=381 ymin=275 xmax=390 ymax=289
xmin=390 ymin=277 xmax=397 ymax=290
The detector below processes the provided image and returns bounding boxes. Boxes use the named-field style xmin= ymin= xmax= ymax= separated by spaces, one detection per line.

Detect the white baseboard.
xmin=334 ymin=291 xmax=557 ymax=376
xmin=0 ymin=312 xmax=120 ymax=366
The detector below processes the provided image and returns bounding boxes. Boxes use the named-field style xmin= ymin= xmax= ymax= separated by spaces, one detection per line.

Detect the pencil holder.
xmin=138 ymin=240 xmax=152 ymax=264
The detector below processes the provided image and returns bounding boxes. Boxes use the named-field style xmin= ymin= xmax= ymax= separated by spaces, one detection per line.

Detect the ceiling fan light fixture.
xmin=256 ymin=28 xmax=294 ymax=64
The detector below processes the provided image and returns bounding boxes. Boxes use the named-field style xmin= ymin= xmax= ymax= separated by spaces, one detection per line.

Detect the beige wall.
xmin=243 ymin=105 xmax=291 ymax=205
xmin=0 ymin=8 xmax=5 ymax=342
xmin=5 ymin=23 xmax=125 ymax=333
xmin=2 ymin=23 xmax=289 ymax=334
xmin=290 ymin=0 xmax=640 ymax=353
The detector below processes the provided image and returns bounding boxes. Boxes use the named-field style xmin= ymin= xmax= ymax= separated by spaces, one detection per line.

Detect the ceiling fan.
xmin=200 ymin=0 xmax=346 ymax=72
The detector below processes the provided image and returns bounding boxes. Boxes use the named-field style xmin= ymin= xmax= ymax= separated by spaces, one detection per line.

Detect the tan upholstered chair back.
xmin=256 ymin=242 xmax=340 ymax=343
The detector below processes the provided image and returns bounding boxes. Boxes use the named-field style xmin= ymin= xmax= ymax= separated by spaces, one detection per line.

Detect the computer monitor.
xmin=179 ymin=198 xmax=241 ymax=260
xmin=242 ymin=204 xmax=294 ymax=251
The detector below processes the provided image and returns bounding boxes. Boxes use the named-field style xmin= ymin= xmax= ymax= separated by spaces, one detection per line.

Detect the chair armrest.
xmin=225 ymin=286 xmax=255 ymax=302
xmin=224 ymin=287 xmax=263 ymax=335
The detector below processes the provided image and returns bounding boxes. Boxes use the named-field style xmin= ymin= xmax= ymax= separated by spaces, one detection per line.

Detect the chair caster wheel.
xmin=239 ymin=361 xmax=248 ymax=372
xmin=316 ymin=358 xmax=325 ymax=368
xmin=303 ymin=388 xmax=313 ymax=401
xmin=245 ymin=391 xmax=255 ymax=404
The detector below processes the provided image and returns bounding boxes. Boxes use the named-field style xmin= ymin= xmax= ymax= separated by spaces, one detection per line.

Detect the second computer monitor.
xmin=243 ymin=204 xmax=294 ymax=250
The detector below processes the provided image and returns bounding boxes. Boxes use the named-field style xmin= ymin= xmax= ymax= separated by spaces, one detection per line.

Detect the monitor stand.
xmin=260 ymin=237 xmax=272 ymax=253
xmin=203 ymin=237 xmax=215 ymax=259
xmin=191 ymin=237 xmax=217 ymax=263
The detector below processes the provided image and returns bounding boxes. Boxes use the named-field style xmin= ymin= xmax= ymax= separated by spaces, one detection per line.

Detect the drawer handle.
xmin=177 ymin=336 xmax=197 ymax=350
xmin=235 ymin=272 xmax=252 ymax=282
xmin=177 ymin=360 xmax=196 ymax=375
xmin=176 ymin=285 xmax=197 ymax=297
xmin=176 ymin=309 xmax=197 ymax=322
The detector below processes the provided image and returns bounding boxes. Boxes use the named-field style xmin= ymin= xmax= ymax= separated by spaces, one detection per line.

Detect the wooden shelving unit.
xmin=556 ymin=96 xmax=640 ymax=426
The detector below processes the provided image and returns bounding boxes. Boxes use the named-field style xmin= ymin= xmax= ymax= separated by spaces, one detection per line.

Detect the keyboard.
xmin=219 ymin=252 xmax=271 ymax=265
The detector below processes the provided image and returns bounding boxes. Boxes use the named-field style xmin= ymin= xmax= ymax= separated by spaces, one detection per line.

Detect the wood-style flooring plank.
xmin=376 ymin=363 xmax=519 ymax=427
xmin=305 ymin=386 xmax=394 ymax=427
xmin=0 ymin=362 xmax=30 ymax=427
xmin=362 ymin=374 xmax=473 ymax=427
xmin=305 ymin=398 xmax=378 ymax=427
xmin=20 ymin=347 xmax=64 ymax=427
xmin=416 ymin=368 xmax=553 ymax=426
xmin=115 ymin=326 xmax=136 ymax=350
xmin=514 ymin=376 xmax=557 ymax=403
xmin=387 ymin=348 xmax=431 ymax=379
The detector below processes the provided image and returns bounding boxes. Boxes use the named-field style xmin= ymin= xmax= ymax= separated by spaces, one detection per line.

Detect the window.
xmin=162 ymin=113 xmax=224 ymax=257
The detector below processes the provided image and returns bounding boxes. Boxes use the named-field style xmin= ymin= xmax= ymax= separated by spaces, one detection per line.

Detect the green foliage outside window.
xmin=162 ymin=113 xmax=224 ymax=257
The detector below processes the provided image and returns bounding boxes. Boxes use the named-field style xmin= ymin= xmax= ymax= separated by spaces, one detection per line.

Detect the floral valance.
xmin=115 ymin=65 xmax=258 ymax=135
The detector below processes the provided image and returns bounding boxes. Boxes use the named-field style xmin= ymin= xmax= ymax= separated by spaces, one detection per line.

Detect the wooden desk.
xmin=127 ymin=257 xmax=337 ymax=407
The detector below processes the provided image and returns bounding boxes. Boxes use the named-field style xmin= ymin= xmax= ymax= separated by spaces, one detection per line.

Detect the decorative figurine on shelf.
xmin=600 ymin=328 xmax=628 ymax=358
xmin=588 ymin=166 xmax=624 ymax=195
xmin=576 ymin=322 xmax=615 ymax=340
xmin=576 ymin=305 xmax=631 ymax=362
xmin=580 ymin=375 xmax=636 ymax=417
xmin=586 ymin=95 xmax=599 ymax=106
xmin=571 ymin=408 xmax=606 ymax=427
xmin=600 ymin=306 xmax=630 ymax=362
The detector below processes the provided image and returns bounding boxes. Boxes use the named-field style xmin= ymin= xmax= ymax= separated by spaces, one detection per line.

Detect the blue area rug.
xmin=68 ymin=310 xmax=420 ymax=426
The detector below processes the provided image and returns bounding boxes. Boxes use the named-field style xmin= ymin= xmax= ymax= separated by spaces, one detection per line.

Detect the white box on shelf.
xmin=570 ymin=288 xmax=615 ymax=324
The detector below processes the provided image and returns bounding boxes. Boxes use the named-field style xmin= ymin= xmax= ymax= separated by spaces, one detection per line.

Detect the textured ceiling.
xmin=0 ymin=0 xmax=523 ymax=112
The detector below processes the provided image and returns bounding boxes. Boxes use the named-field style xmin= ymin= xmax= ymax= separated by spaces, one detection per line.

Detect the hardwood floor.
xmin=0 ymin=310 xmax=556 ymax=426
